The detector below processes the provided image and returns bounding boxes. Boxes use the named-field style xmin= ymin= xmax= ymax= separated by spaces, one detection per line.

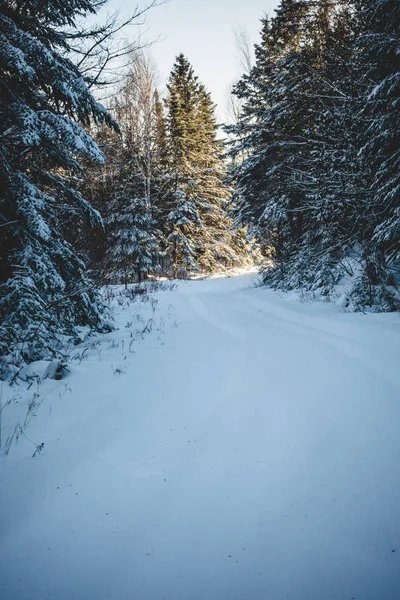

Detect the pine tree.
xmin=164 ymin=54 xmax=210 ymax=274
xmin=227 ymin=2 xmax=314 ymax=285
xmin=107 ymin=190 xmax=160 ymax=286
xmin=165 ymin=54 xmax=253 ymax=276
xmin=283 ymin=0 xmax=362 ymax=295
xmin=107 ymin=53 xmax=164 ymax=282
xmin=226 ymin=0 xmax=400 ymax=310
xmin=227 ymin=0 xmax=400 ymax=309
xmin=166 ymin=187 xmax=202 ymax=278
xmin=0 ymin=0 xmax=117 ymax=374
xmin=353 ymin=0 xmax=400 ymax=309
xmin=83 ymin=52 xmax=165 ymax=284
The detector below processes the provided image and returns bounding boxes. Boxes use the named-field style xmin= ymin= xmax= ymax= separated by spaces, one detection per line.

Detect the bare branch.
xmin=233 ymin=27 xmax=254 ymax=76
xmin=67 ymin=1 xmax=168 ymax=92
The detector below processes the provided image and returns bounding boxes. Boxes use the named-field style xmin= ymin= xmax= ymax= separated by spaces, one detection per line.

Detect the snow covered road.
xmin=1 ymin=273 xmax=400 ymax=600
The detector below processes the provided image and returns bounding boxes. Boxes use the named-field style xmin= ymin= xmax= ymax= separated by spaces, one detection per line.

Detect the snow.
xmin=1 ymin=273 xmax=400 ymax=600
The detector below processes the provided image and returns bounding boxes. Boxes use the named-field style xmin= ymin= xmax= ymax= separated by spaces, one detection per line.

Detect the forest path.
xmin=1 ymin=273 xmax=400 ymax=600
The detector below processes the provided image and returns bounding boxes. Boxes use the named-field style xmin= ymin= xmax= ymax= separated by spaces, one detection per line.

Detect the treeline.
xmin=227 ymin=0 xmax=400 ymax=311
xmin=0 ymin=1 xmax=253 ymax=375
xmin=1 ymin=0 xmax=399 ymax=375
xmin=85 ymin=53 xmax=254 ymax=285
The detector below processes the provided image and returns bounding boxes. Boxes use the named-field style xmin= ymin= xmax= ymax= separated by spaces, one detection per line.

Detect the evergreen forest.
xmin=1 ymin=0 xmax=399 ymax=374
xmin=1 ymin=4 xmax=400 ymax=598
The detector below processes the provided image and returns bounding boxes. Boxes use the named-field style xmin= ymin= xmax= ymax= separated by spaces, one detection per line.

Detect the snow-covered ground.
xmin=1 ymin=273 xmax=400 ymax=600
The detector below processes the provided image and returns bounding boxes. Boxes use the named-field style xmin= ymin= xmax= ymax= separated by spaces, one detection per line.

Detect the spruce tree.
xmin=107 ymin=190 xmax=160 ymax=286
xmin=227 ymin=0 xmax=400 ymax=309
xmin=165 ymin=54 xmax=252 ymax=276
xmin=354 ymin=0 xmax=400 ymax=309
xmin=83 ymin=52 xmax=165 ymax=284
xmin=285 ymin=0 xmax=361 ymax=295
xmin=166 ymin=187 xmax=202 ymax=278
xmin=106 ymin=53 xmax=164 ymax=283
xmin=0 ymin=0 xmax=117 ymax=374
xmin=226 ymin=2 xmax=313 ymax=285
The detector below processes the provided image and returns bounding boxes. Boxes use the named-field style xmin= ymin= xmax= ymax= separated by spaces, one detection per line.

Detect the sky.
xmin=97 ymin=0 xmax=280 ymax=121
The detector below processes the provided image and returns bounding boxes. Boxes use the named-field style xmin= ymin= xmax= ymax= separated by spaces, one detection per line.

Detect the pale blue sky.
xmin=99 ymin=0 xmax=279 ymax=120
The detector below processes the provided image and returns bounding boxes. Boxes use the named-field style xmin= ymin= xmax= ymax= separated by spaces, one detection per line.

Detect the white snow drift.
xmin=0 ymin=273 xmax=399 ymax=600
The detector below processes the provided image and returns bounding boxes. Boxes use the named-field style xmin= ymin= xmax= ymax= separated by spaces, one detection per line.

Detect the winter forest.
xmin=1 ymin=0 xmax=399 ymax=375
xmin=0 ymin=1 xmax=400 ymax=599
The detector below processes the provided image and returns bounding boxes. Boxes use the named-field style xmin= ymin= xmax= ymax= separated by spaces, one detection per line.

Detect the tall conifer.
xmin=0 ymin=0 xmax=117 ymax=373
xmin=165 ymin=54 xmax=253 ymax=275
